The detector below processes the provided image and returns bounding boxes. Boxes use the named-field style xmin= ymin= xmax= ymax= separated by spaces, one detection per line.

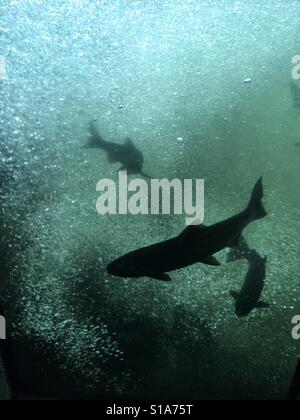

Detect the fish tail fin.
xmin=82 ymin=121 xmax=106 ymax=149
xmin=246 ymin=177 xmax=267 ymax=222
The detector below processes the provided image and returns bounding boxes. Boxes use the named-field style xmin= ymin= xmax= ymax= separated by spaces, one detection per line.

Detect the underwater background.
xmin=0 ymin=0 xmax=300 ymax=400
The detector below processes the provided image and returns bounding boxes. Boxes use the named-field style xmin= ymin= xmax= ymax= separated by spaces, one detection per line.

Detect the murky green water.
xmin=0 ymin=0 xmax=300 ymax=400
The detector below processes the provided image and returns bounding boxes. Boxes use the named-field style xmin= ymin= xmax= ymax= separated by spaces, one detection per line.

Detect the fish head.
xmin=235 ymin=304 xmax=252 ymax=317
xmin=127 ymin=162 xmax=143 ymax=174
xmin=107 ymin=254 xmax=141 ymax=278
xmin=125 ymin=146 xmax=144 ymax=174
xmin=128 ymin=156 xmax=144 ymax=174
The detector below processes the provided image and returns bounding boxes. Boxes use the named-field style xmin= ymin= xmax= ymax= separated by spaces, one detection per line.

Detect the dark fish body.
xmin=83 ymin=121 xmax=144 ymax=175
xmin=107 ymin=178 xmax=267 ymax=281
xmin=230 ymin=251 xmax=269 ymax=317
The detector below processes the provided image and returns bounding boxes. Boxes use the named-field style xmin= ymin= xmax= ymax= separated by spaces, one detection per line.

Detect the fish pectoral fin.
xmin=150 ymin=273 xmax=172 ymax=282
xmin=230 ymin=290 xmax=240 ymax=301
xmin=255 ymin=301 xmax=270 ymax=309
xmin=199 ymin=256 xmax=221 ymax=266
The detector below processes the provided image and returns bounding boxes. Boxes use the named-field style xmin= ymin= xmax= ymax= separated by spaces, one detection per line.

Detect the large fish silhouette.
xmin=107 ymin=178 xmax=267 ymax=281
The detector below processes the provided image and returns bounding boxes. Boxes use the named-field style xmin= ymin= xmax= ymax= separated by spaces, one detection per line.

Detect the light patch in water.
xmin=0 ymin=56 xmax=6 ymax=80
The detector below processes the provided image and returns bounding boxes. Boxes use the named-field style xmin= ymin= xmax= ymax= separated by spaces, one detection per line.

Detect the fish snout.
xmin=235 ymin=305 xmax=251 ymax=317
xmin=106 ymin=258 xmax=132 ymax=278
xmin=106 ymin=261 xmax=120 ymax=276
xmin=127 ymin=161 xmax=143 ymax=174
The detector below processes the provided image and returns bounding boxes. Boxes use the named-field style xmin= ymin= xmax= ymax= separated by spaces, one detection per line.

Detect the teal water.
xmin=0 ymin=0 xmax=300 ymax=399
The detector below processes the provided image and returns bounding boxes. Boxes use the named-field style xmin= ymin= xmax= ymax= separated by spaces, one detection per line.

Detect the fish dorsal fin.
xmin=123 ymin=137 xmax=135 ymax=148
xmin=180 ymin=223 xmax=207 ymax=238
